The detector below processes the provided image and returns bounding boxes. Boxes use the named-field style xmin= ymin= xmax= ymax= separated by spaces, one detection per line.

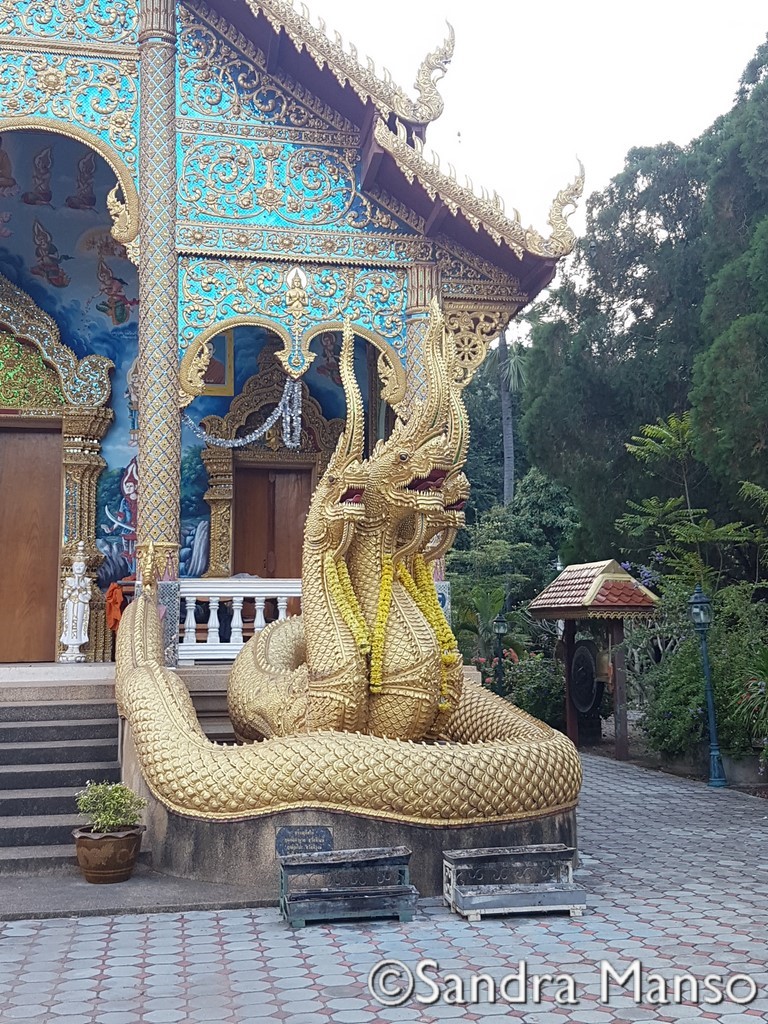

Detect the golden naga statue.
xmin=115 ymin=301 xmax=582 ymax=825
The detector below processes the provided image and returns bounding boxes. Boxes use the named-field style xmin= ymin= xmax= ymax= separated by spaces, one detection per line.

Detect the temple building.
xmin=0 ymin=0 xmax=581 ymax=668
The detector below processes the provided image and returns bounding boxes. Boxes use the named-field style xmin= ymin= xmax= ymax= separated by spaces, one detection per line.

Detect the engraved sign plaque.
xmin=275 ymin=825 xmax=334 ymax=857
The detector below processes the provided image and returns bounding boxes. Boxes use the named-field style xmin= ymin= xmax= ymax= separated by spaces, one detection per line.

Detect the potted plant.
xmin=72 ymin=780 xmax=147 ymax=884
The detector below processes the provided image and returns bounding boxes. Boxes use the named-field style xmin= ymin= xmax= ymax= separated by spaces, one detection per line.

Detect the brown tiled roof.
xmin=529 ymin=560 xmax=658 ymax=620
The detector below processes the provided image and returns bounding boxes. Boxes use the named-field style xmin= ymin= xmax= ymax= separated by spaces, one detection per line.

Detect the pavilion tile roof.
xmin=529 ymin=559 xmax=658 ymax=620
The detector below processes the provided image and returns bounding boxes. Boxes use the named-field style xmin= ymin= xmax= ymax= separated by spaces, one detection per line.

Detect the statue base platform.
xmin=122 ymin=725 xmax=578 ymax=901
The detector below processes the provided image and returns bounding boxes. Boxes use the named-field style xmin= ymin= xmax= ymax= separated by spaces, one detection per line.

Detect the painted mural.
xmin=0 ymin=130 xmax=139 ymax=588
xmin=0 ymin=131 xmax=371 ymax=585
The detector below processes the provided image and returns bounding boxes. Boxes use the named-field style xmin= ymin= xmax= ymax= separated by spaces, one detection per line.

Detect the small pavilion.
xmin=529 ymin=559 xmax=658 ymax=760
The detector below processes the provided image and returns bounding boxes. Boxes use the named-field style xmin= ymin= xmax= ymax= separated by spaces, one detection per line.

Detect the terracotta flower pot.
xmin=72 ymin=825 xmax=146 ymax=884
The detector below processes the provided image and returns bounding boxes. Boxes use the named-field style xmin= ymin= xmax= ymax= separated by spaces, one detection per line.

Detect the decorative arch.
xmin=198 ymin=341 xmax=344 ymax=577
xmin=304 ymin=322 xmax=406 ymax=400
xmin=179 ymin=315 xmax=294 ymax=408
xmin=0 ymin=276 xmax=114 ymax=662
xmin=179 ymin=316 xmax=406 ymax=410
xmin=0 ymin=119 xmax=140 ymax=248
xmin=0 ymin=273 xmax=113 ymax=407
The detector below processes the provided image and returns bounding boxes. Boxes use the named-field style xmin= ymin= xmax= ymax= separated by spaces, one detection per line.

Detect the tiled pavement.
xmin=2 ymin=754 xmax=768 ymax=1024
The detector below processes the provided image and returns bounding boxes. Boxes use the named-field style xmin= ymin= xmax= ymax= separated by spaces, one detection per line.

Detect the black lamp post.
xmin=688 ymin=584 xmax=727 ymax=788
xmin=493 ymin=612 xmax=507 ymax=693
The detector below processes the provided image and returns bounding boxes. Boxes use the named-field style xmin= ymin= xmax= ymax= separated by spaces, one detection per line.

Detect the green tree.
xmin=522 ymin=35 xmax=768 ymax=569
xmin=485 ymin=331 xmax=527 ymax=505
xmin=448 ymin=468 xmax=578 ymax=613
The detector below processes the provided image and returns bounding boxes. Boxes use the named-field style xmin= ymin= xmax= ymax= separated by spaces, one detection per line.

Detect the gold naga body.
xmin=116 ymin=302 xmax=582 ymax=825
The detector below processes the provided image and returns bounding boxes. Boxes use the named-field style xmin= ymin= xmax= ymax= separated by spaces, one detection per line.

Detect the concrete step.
xmin=0 ymin=719 xmax=118 ymax=743
xmin=177 ymin=666 xmax=230 ymax=692
xmin=0 ymin=664 xmax=115 ymax=704
xmin=0 ymin=813 xmax=84 ymax=847
xmin=0 ymin=787 xmax=82 ymax=816
xmin=0 ymin=762 xmax=121 ymax=789
xmin=0 ymin=843 xmax=151 ymax=877
xmin=0 ymin=738 xmax=118 ymax=766
xmin=202 ymin=718 xmax=238 ymax=744
xmin=0 ymin=700 xmax=118 ymax=722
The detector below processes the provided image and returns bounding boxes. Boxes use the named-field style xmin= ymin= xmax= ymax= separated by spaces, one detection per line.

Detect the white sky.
xmin=301 ymin=0 xmax=768 ymax=236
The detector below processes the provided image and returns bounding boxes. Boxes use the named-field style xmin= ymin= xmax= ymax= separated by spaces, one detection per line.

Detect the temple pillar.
xmin=403 ymin=262 xmax=442 ymax=414
xmin=136 ymin=0 xmax=180 ymax=583
xmin=200 ymin=446 xmax=234 ymax=578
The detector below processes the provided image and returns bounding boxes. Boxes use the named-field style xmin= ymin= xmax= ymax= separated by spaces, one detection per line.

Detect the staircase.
xmin=0 ymin=661 xmax=240 ymax=875
xmin=0 ymin=699 xmax=122 ymax=875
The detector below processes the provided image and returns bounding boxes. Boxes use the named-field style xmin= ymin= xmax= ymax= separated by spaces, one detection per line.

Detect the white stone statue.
xmin=60 ymin=542 xmax=91 ymax=663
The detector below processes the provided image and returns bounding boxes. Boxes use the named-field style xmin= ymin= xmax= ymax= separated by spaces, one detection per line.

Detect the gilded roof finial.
xmin=540 ymin=158 xmax=585 ymax=258
xmin=393 ymin=21 xmax=455 ymax=125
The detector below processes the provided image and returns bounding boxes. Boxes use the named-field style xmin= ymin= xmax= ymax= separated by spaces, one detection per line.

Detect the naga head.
xmin=365 ymin=300 xmax=453 ymax=528
xmin=304 ymin=321 xmax=368 ymax=555
xmin=393 ymin=322 xmax=471 ymax=562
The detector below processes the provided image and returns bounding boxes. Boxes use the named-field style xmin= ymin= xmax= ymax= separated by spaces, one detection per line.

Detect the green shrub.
xmin=734 ymin=648 xmax=768 ymax=764
xmin=76 ymin=781 xmax=146 ymax=833
xmin=476 ymin=651 xmax=566 ymax=731
xmin=637 ymin=582 xmax=765 ymax=760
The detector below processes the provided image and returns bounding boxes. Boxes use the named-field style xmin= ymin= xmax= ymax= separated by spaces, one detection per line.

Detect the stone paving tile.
xmin=2 ymin=756 xmax=768 ymax=1023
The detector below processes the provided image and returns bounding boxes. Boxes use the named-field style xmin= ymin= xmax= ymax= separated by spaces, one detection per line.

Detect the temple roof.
xmin=529 ymin=560 xmax=659 ymax=621
xmin=207 ymin=0 xmax=582 ymax=292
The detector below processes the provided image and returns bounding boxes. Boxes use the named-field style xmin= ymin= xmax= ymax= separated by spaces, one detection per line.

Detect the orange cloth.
xmin=105 ymin=582 xmax=124 ymax=633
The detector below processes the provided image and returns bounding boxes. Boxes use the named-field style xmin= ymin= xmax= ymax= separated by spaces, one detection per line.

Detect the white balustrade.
xmin=177 ymin=577 xmax=302 ymax=664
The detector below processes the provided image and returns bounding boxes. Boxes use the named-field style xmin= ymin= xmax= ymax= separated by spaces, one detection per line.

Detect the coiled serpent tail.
xmin=116 ymin=594 xmax=582 ymax=825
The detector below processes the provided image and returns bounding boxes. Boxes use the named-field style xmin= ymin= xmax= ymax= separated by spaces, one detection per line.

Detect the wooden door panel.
xmin=0 ymin=426 xmax=61 ymax=662
xmin=233 ymin=467 xmax=270 ymax=576
xmin=273 ymin=469 xmax=312 ymax=579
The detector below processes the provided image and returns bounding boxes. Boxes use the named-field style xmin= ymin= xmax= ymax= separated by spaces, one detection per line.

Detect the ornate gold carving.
xmin=0 ymin=0 xmax=138 ymax=47
xmin=137 ymin=540 xmax=177 ymax=588
xmin=436 ymin=238 xmax=527 ymax=303
xmin=255 ymin=142 xmax=283 ymax=211
xmin=106 ymin=184 xmax=138 ymax=249
xmin=199 ymin=342 xmax=345 ymax=578
xmin=114 ymin=308 xmax=582 ymax=822
xmin=179 ymin=258 xmax=407 ymax=379
xmin=0 ymin=273 xmax=113 ymax=406
xmin=178 ymin=1 xmax=359 ymax=136
xmin=176 ymin=223 xmax=432 ymax=266
xmin=0 ymin=119 xmax=139 ymax=245
xmin=242 ymin=0 xmax=452 ymax=125
xmin=178 ymin=338 xmax=214 ymax=409
xmin=60 ymin=408 xmax=114 ymax=663
xmin=374 ymin=117 xmax=583 ymax=259
xmin=62 ymin=405 xmax=113 ymax=443
xmin=179 ymin=316 xmax=294 ymax=408
xmin=139 ymin=0 xmax=175 ymax=41
xmin=0 ymin=37 xmax=137 ymax=60
xmin=0 ymin=53 xmax=139 ymax=170
xmin=406 ymin=263 xmax=442 ymax=313
xmin=540 ymin=161 xmax=586 ymax=259
xmin=392 ymin=22 xmax=454 ymax=125
xmin=285 ymin=267 xmax=309 ymax=319
xmin=119 ymin=590 xmax=582 ymax=823
xmin=443 ymin=304 xmax=513 ymax=387
xmin=366 ymin=185 xmax=426 ymax=234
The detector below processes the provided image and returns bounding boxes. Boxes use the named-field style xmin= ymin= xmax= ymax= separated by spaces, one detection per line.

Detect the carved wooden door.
xmin=0 ymin=423 xmax=62 ymax=662
xmin=233 ymin=467 xmax=312 ymax=578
